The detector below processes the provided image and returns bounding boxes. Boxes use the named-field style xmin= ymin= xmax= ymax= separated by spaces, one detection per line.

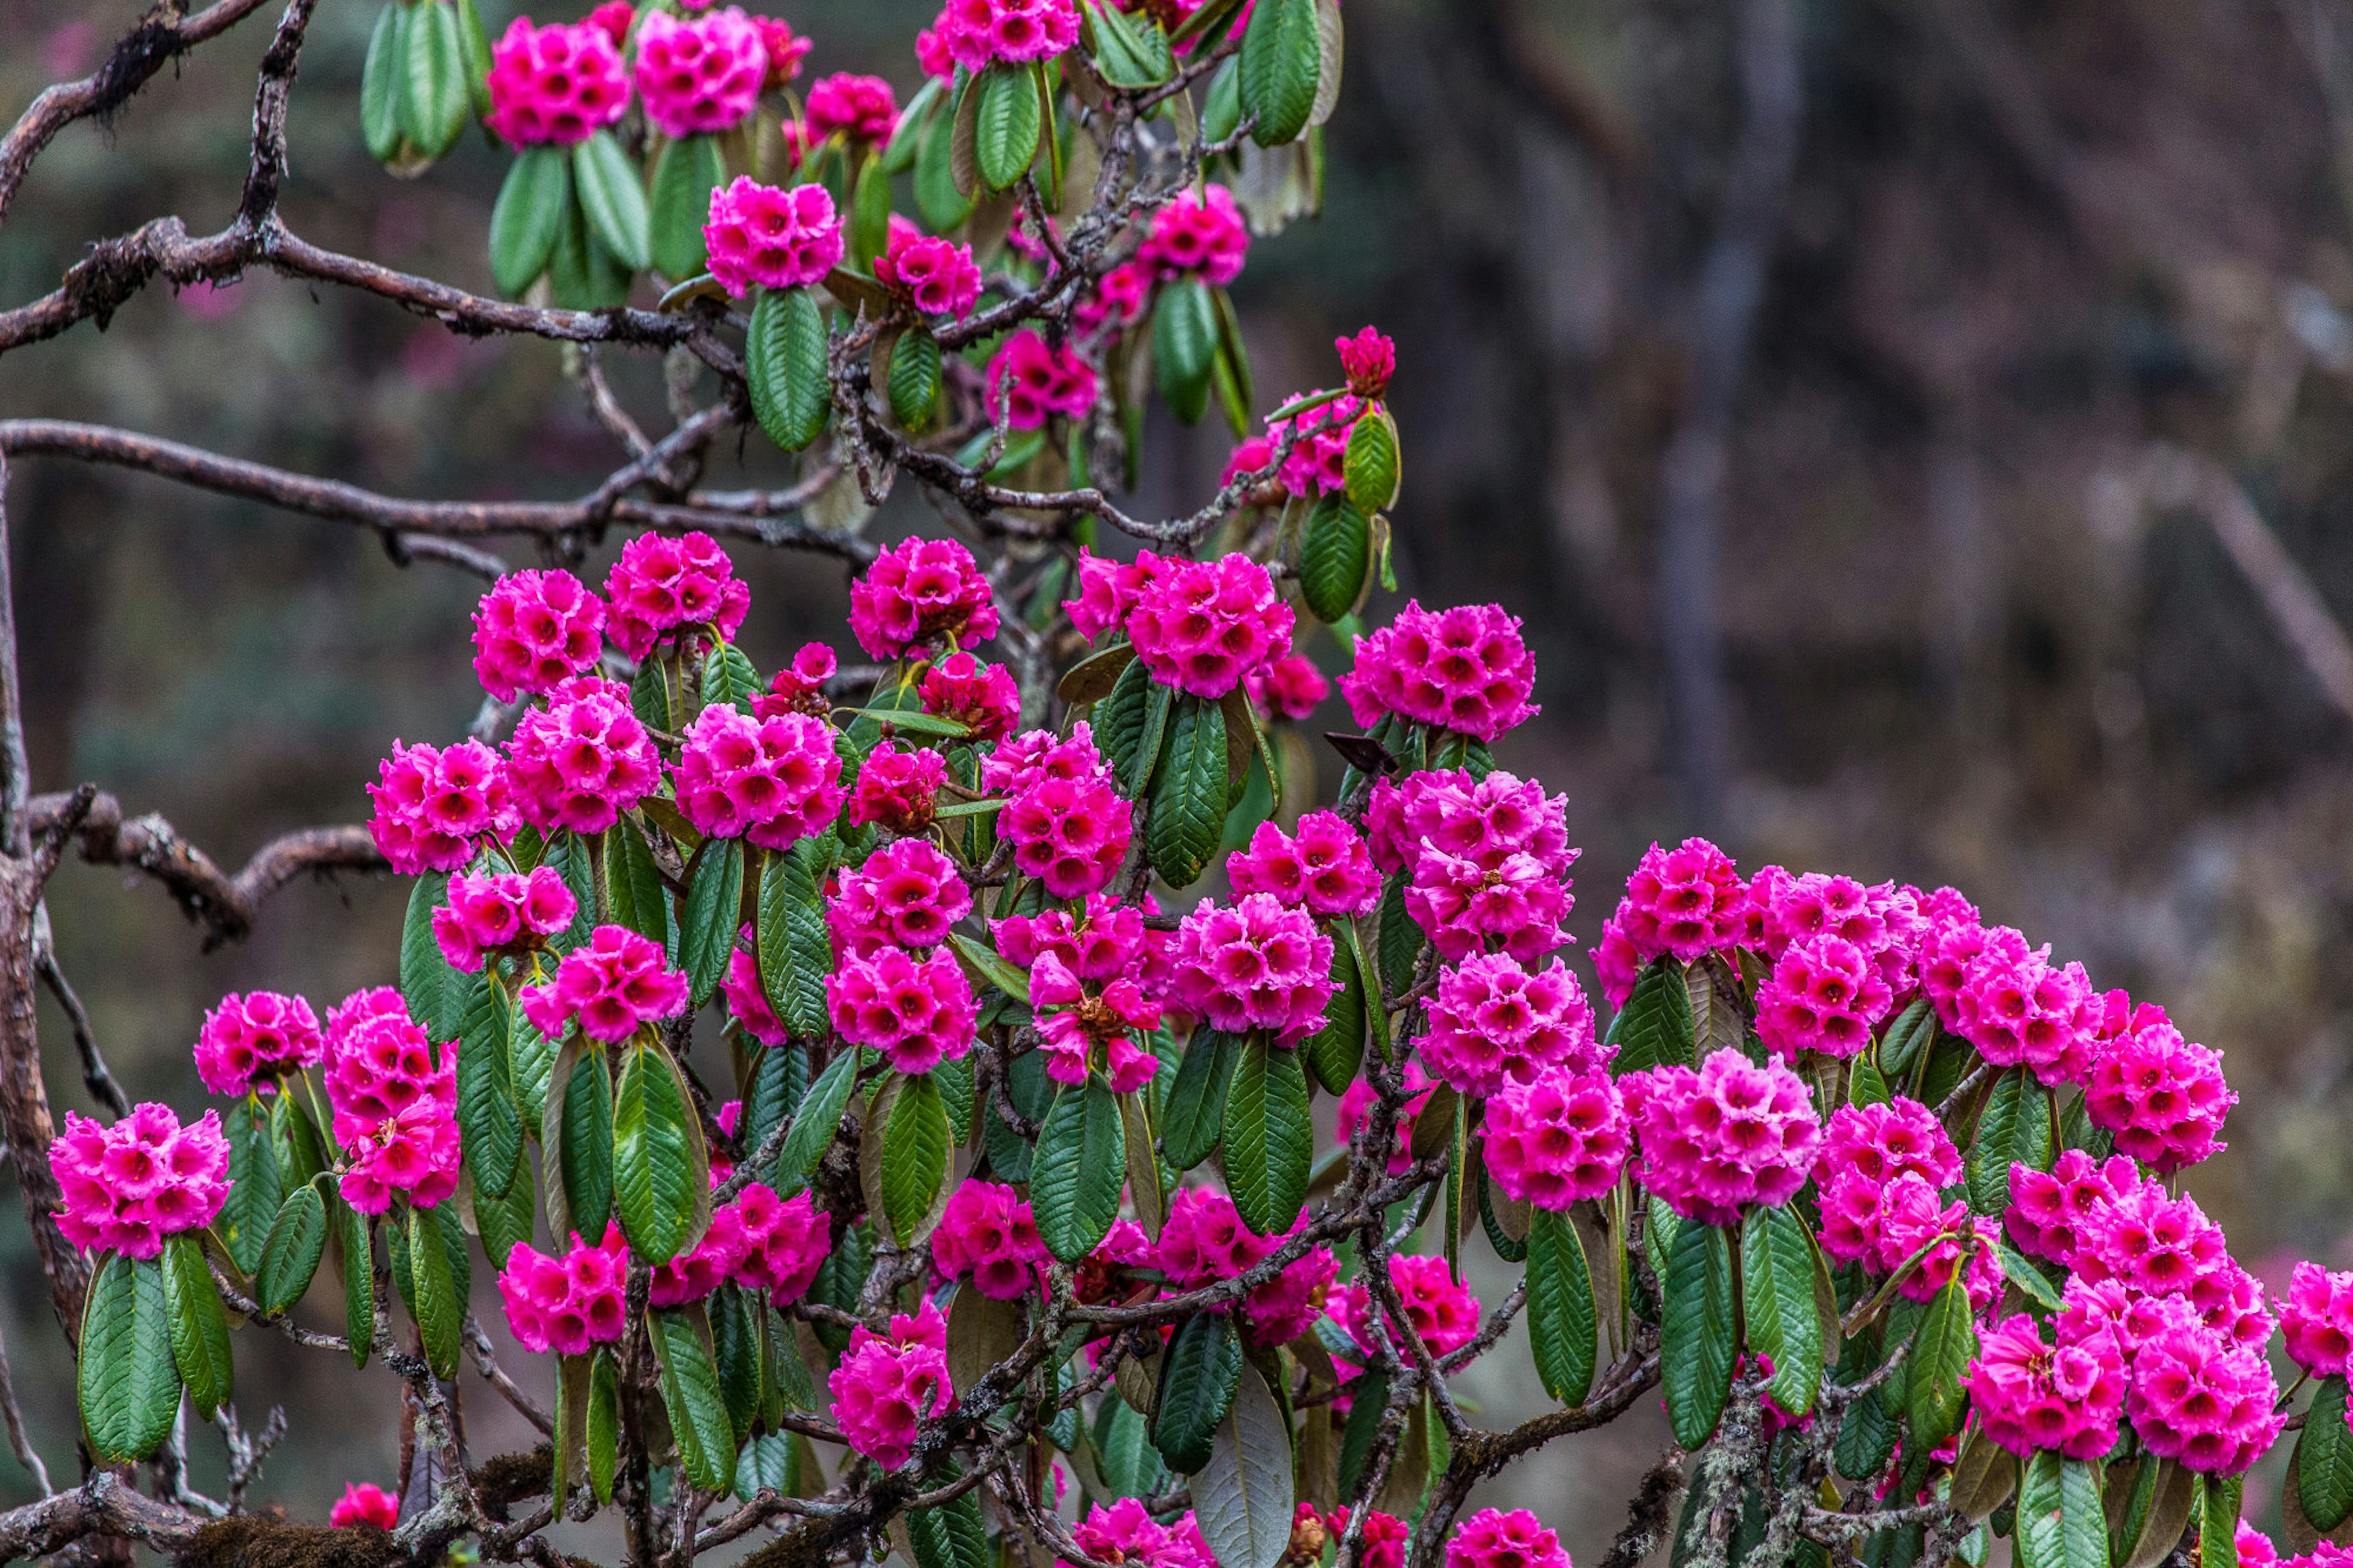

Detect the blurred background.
xmin=6 ymin=0 xmax=2353 ymax=1553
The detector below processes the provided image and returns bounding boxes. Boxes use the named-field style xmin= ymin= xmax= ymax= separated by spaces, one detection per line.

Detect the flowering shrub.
xmin=13 ymin=2 xmax=2324 ymax=1565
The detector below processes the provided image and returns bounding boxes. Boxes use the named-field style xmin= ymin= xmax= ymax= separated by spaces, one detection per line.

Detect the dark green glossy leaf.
xmin=614 ymin=1039 xmax=712 ymax=1265
xmin=1526 ymin=1206 xmax=1596 ymax=1407
xmin=572 ymin=129 xmax=650 ymax=271
xmin=257 ymin=1180 xmax=329 ymax=1316
xmin=776 ymin=1047 xmax=860 ymax=1190
xmin=608 ymin=819 xmax=676 ymax=958
xmin=650 ymin=132 xmax=726 ymax=281
xmin=1298 ymin=493 xmax=1371 ymax=624
xmin=889 ymin=328 xmax=944 ymax=432
xmin=710 ymin=1283 xmax=763 ymax=1444
xmin=491 ymin=145 xmax=572 ymax=295
xmin=681 ymin=836 xmax=747 ymax=1010
xmin=881 ymin=1071 xmax=952 ymax=1244
xmin=973 ymin=62 xmax=1043 ymax=191
xmin=741 ymin=1042 xmax=808 ymax=1164
xmin=1161 ymin=1027 xmax=1237 ymax=1170
xmin=652 ymin=1306 xmax=738 ymax=1494
xmin=162 ymin=1231 xmax=233 ymax=1421
xmin=1221 ymin=1034 xmax=1310 ymax=1237
xmin=361 ymin=4 xmax=407 ymax=163
xmin=1238 ymin=0 xmax=1319 ymax=146
xmin=458 ymin=969 xmax=523 ymax=1199
xmin=407 ymin=1203 xmax=462 ymax=1381
xmin=220 ymin=1094 xmax=282 ymax=1274
xmin=1154 ymin=278 xmax=1218 ymax=425
xmin=1154 ymin=1311 xmax=1243 ymax=1475
xmin=79 ymin=1252 xmax=180 ymax=1463
xmin=1609 ymin=957 xmax=1695 ymax=1075
xmin=339 ymin=1202 xmax=374 ymax=1368
xmin=1968 ymin=1066 xmax=2053 ymax=1216
xmin=758 ymin=837 xmax=833 ymax=1040
xmin=906 ymin=1477 xmax=990 ymax=1568
xmin=2302 ymin=1376 xmax=2353 ymax=1530
xmin=1906 ymin=1270 xmax=1977 ymax=1453
xmin=550 ymin=1041 xmax=615 ymax=1243
xmin=399 ymin=0 xmax=470 ymax=158
xmin=1194 ymin=1362 xmax=1295 ymax=1568
xmin=747 ymin=287 xmax=832 ymax=452
xmin=1147 ymin=694 xmax=1227 ymax=888
xmin=2017 ymin=1452 xmax=2109 ymax=1568
xmin=401 ymin=871 xmax=468 ymax=1043
xmin=1032 ymin=1075 xmax=1123 ymax=1262
xmin=1661 ymin=1218 xmax=1735 ymax=1449
xmin=915 ymin=90 xmax=976 ymax=229
xmin=1741 ymin=1203 xmax=1825 ymax=1417
xmin=1344 ymin=409 xmax=1399 ymax=515
xmin=1302 ymin=936 xmax=1365 ymax=1096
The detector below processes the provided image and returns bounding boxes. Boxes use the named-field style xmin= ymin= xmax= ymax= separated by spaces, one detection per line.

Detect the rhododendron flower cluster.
xmin=504 ymin=675 xmax=661 ymax=834
xmin=1138 ymin=184 xmax=1249 ymax=284
xmin=931 ymin=1180 xmax=1050 ymax=1299
xmin=2282 ymin=1262 xmax=2353 ymax=1377
xmin=1591 ymin=837 xmax=1753 ymax=1007
xmin=1373 ymin=768 xmax=1578 ymax=963
xmin=1337 ymin=1061 xmax=1436 ymax=1175
xmin=1756 ymin=933 xmax=1893 ymax=1059
xmin=1031 ymin=952 xmax=1161 ymax=1091
xmin=828 ymin=1302 xmax=953 ymax=1471
xmin=830 ymin=837 xmax=972 ymax=952
xmin=987 ymin=329 xmax=1097 ymax=428
xmin=875 ymin=219 xmax=983 ymax=319
xmin=1119 ymin=551 xmax=1294 ymax=700
xmin=2083 ymin=1011 xmax=2235 ymax=1173
xmin=919 ymin=651 xmax=1019 ymax=740
xmin=1869 ymin=1173 xmax=2003 ymax=1309
xmin=1817 ymin=1097 xmax=1963 ymax=1262
xmin=805 ymin=73 xmax=896 ymax=144
xmin=1422 ymin=952 xmax=1601 ymax=1097
xmin=1967 ymin=1312 xmax=2128 ymax=1460
xmin=431 ymin=866 xmax=575 ymax=972
xmin=1446 ymin=1509 xmax=1569 ymax=1568
xmin=827 ymin=944 xmax=977 ymax=1074
xmin=324 ymin=1004 xmax=461 ymax=1213
xmin=721 ymin=930 xmax=786 ymax=1046
xmin=928 ymin=0 xmax=1079 ymax=70
xmin=755 ymin=642 xmax=837 ymax=719
xmin=1481 ymin=1067 xmax=1627 ymax=1208
xmin=1337 ymin=327 xmax=1396 ymax=400
xmin=705 ymin=177 xmax=846 ymax=297
xmin=499 ymin=1229 xmax=630 ymax=1354
xmin=520 ymin=924 xmax=691 ymax=1043
xmin=604 ymin=531 xmax=751 ymax=662
xmin=471 ymin=567 xmax=605 ymax=702
xmin=2125 ymin=1322 xmax=2284 ymax=1473
xmin=850 ymin=536 xmax=999 ymax=661
xmin=1262 ymin=393 xmax=1365 ymax=498
xmin=52 ymin=1104 xmax=230 ymax=1258
xmin=1327 ymin=1254 xmax=1480 ymax=1373
xmin=1341 ymin=600 xmax=1540 ymax=744
xmin=329 ymin=1483 xmax=400 ymax=1531
xmin=992 ymin=725 xmax=1132 ymax=898
xmin=1622 ymin=1048 xmax=1821 ymax=1226
xmin=195 ymin=990 xmax=322 ymax=1097
xmin=367 ymin=738 xmax=514 ymax=874
xmin=645 ymin=1182 xmax=827 ymax=1306
xmin=847 ymin=744 xmax=948 ymax=833
xmin=1172 ymin=892 xmax=1335 ymax=1041
xmin=1157 ymin=1189 xmax=1337 ymax=1347
xmin=1227 ymin=811 xmax=1380 ymax=917
xmin=673 ymin=703 xmax=843 ymax=848
xmin=632 ymin=8 xmax=766 ymax=137
xmin=2004 ymin=1148 xmax=2137 ymax=1270
xmin=1246 ymin=652 xmax=1330 ymax=719
xmin=483 ymin=18 xmax=631 ymax=146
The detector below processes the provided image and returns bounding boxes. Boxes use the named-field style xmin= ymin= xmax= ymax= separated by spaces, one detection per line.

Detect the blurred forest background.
xmin=9 ymin=0 xmax=2353 ymax=1554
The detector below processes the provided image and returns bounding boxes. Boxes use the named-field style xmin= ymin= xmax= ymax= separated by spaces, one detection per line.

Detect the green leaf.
xmin=776 ymin=1047 xmax=860 ymax=1192
xmin=759 ymin=837 xmax=835 ymax=1040
xmin=632 ymin=654 xmax=679 ymax=733
xmin=1210 ymin=284 xmax=1254 ymax=434
xmin=401 ymin=871 xmax=469 ymax=1043
xmin=851 ymin=152 xmax=894 ymax=270
xmin=882 ymin=77 xmax=942 ymax=175
xmin=881 ymin=1072 xmax=952 ymax=1244
xmin=548 ymin=183 xmax=634 ymax=308
xmin=473 ymin=1158 xmax=537 ymax=1273
xmin=455 ymin=0 xmax=492 ymax=115
xmin=1095 ymin=654 xmax=1156 ymax=794
xmin=1221 ymin=1034 xmax=1311 ymax=1237
xmin=1298 ymin=493 xmax=1371 ymax=624
xmin=651 ymin=1307 xmax=738 ymax=1495
xmin=270 ymin=1088 xmax=327 ymax=1194
xmin=1238 ymin=0 xmax=1319 ymax=146
xmin=550 ymin=1040 xmax=616 ymax=1243
xmin=973 ymin=62 xmax=1043 ymax=192
xmin=615 ymin=1039 xmax=713 ymax=1265
xmin=1876 ymin=997 xmax=1937 ymax=1081
xmin=588 ymin=1348 xmax=621 ymax=1504
xmin=907 ymin=1479 xmax=990 ymax=1568
xmin=1608 ymin=957 xmax=1695 ymax=1075
xmin=742 ymin=1042 xmax=808 ymax=1164
xmin=649 ymin=132 xmax=727 ymax=281
xmin=608 ymin=820 xmax=676 ymax=958
xmin=162 ymin=1231 xmax=233 ymax=1422
xmin=2000 ymin=1241 xmax=2066 ymax=1312
xmin=1032 ymin=1076 xmax=1124 ymax=1262
xmin=1374 ymin=869 xmax=1420 ymax=998
xmin=543 ymin=828 xmax=599 ymax=951
xmin=1087 ymin=0 xmax=1174 ymax=86
xmin=2302 ymin=1376 xmax=2353 ymax=1529
xmin=1302 ymin=934 xmax=1365 ymax=1094
xmin=710 ymin=1284 xmax=763 ymax=1444
xmin=400 ymin=0 xmax=471 ymax=159
xmin=361 ymin=4 xmax=408 ymax=163
xmin=509 ymin=1006 xmax=558 ymax=1128
xmin=1154 ymin=278 xmax=1219 ymax=425
xmin=2017 ymin=1452 xmax=2109 ymax=1568
xmin=2202 ymin=1476 xmax=2241 ymax=1568
xmin=889 ymin=328 xmax=944 ymax=432
xmin=490 ymin=145 xmax=572 ymax=295
xmin=946 ymin=930 xmax=1031 ymax=1006
xmin=220 ymin=1095 xmax=282 ymax=1274
xmin=78 ymin=1252 xmax=180 ymax=1463
xmin=339 ymin=1202 xmax=374 ymax=1368
xmin=1968 ymin=1066 xmax=2053 ymax=1216
xmin=1832 ymin=1335 xmax=1897 ymax=1480
xmin=747 ymin=286 xmax=832 ymax=452
xmin=572 ymin=129 xmax=650 ymax=272
xmin=702 ymin=645 xmax=762 ymax=710
xmin=257 ymin=1180 xmax=329 ymax=1316
xmin=1344 ymin=409 xmax=1400 ymax=515
xmin=1336 ymin=1366 xmax=1387 ymax=1502
xmin=1154 ymin=1311 xmax=1243 ymax=1474
xmin=1194 ymin=1363 xmax=1295 ymax=1568
xmin=1906 ymin=1270 xmax=1977 ymax=1454
xmin=915 ymin=92 xmax=976 ymax=230
xmin=1741 ymin=1204 xmax=1825 ymax=1417
xmin=458 ymin=969 xmax=523 ymax=1200
xmin=407 ymin=1203 xmax=463 ymax=1380
xmin=1526 ymin=1206 xmax=1597 ymax=1407
xmin=1661 ymin=1218 xmax=1735 ymax=1449
xmin=1162 ymin=1028 xmax=1239 ymax=1170
xmin=681 ymin=837 xmax=747 ymax=1010
xmin=1147 ymin=694 xmax=1228 ymax=887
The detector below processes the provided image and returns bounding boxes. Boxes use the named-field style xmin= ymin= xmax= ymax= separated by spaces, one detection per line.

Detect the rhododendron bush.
xmin=0 ymin=2 xmax=2334 ymax=1568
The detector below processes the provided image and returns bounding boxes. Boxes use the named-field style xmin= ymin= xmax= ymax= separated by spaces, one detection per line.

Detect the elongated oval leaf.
xmin=550 ymin=1041 xmax=616 ymax=1243
xmin=2203 ymin=1476 xmax=2243 ymax=1568
xmin=1906 ymin=1270 xmax=1978 ymax=1453
xmin=1661 ymin=1218 xmax=1735 ymax=1449
xmin=1221 ymin=1034 xmax=1311 ymax=1237
xmin=906 ymin=1481 xmax=990 ymax=1568
xmin=473 ymin=1156 xmax=537 ymax=1273
xmin=1526 ymin=1206 xmax=1597 ymax=1406
xmin=339 ymin=1202 xmax=374 ymax=1368
xmin=777 ymin=1046 xmax=860 ymax=1189
xmin=608 ymin=819 xmax=676 ymax=958
xmin=1154 ymin=278 xmax=1219 ymax=425
xmin=162 ymin=1231 xmax=233 ymax=1421
xmin=1968 ymin=1066 xmax=2053 ymax=1216
xmin=709 ymin=1283 xmax=763 ymax=1444
xmin=681 ymin=836 xmax=747 ymax=1010
xmin=2017 ymin=1451 xmax=2110 ymax=1568
xmin=79 ymin=1252 xmax=180 ymax=1463
xmin=889 ymin=327 xmax=944 ymax=432
xmin=1301 ymin=936 xmax=1366 ymax=1095
xmin=588 ymin=1348 xmax=621 ymax=1504
xmin=649 ymin=132 xmax=727 ymax=281
xmin=257 ymin=1181 xmax=329 ymax=1316
xmin=1741 ymin=1203 xmax=1825 ymax=1416
xmin=220 ymin=1094 xmax=282 ymax=1274
xmin=759 ymin=838 xmax=833 ymax=1040
xmin=652 ymin=1307 xmax=739 ymax=1495
xmin=1094 ymin=654 xmax=1155 ymax=792
xmin=1238 ymin=0 xmax=1319 ymax=147
xmin=1194 ymin=1363 xmax=1295 ymax=1568
xmin=2302 ymin=1376 xmax=2353 ymax=1530
xmin=407 ymin=1203 xmax=463 ymax=1380
xmin=572 ymin=129 xmax=650 ymax=272
xmin=1032 ymin=1076 xmax=1124 ymax=1262
xmin=1608 ymin=957 xmax=1694 ymax=1075
xmin=882 ymin=1071 xmax=952 ymax=1244
xmin=1162 ymin=1028 xmax=1239 ymax=1170
xmin=458 ymin=969 xmax=523 ymax=1199
xmin=615 ymin=1039 xmax=713 ymax=1265
xmin=360 ymin=4 xmax=408 ymax=163
xmin=748 ymin=286 xmax=832 ymax=453
xmin=490 ymin=144 xmax=572 ymax=295
xmin=916 ymin=92 xmax=976 ymax=229
xmin=1148 ymin=694 xmax=1227 ymax=888
xmin=973 ymin=62 xmax=1044 ymax=191
xmin=1343 ymin=409 xmax=1398 ymax=515
xmin=401 ymin=871 xmax=469 ymax=1044
xmin=1298 ymin=494 xmax=1371 ymax=624
xmin=400 ymin=0 xmax=471 ymax=159
xmin=1154 ymin=1311 xmax=1243 ymax=1474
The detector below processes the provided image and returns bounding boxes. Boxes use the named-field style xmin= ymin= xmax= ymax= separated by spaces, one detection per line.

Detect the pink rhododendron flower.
xmin=431 ymin=866 xmax=575 ymax=972
xmin=1032 ymin=952 xmax=1161 ymax=1091
xmin=1158 ymin=1189 xmax=1337 ymax=1347
xmin=828 ymin=1302 xmax=953 ymax=1471
xmin=1075 ymin=260 xmax=1151 ymax=336
xmin=805 ymin=72 xmax=896 ymax=143
xmin=721 ymin=926 xmax=786 ymax=1046
xmin=633 ymin=7 xmax=766 ymax=137
xmin=505 ymin=675 xmax=661 ymax=835
xmin=850 ymin=536 xmax=999 ymax=660
xmin=1246 ymin=653 xmax=1329 ymax=720
xmin=2003 ymin=1148 xmax=2136 ymax=1270
xmin=753 ymin=642 xmax=838 ymax=720
xmin=830 ymin=838 xmax=972 ymax=952
xmin=327 ymin=1014 xmax=461 ymax=1214
xmin=1968 ymin=1312 xmax=2127 ymax=1460
xmin=847 ymin=744 xmax=949 ymax=835
xmin=2074 ymin=1177 xmax=2229 ymax=1298
xmin=1264 ymin=393 xmax=1363 ymax=498
xmin=876 ymin=218 xmax=983 ymax=318
xmin=995 ymin=893 xmax=1167 ymax=1001
xmin=585 ymin=1 xmax=633 ymax=45
xmin=1621 ymin=1047 xmax=1821 ymax=1225
xmin=1591 ymin=837 xmax=1752 ymax=1007
xmin=472 ymin=568 xmax=606 ymax=702
xmin=195 ymin=990 xmax=323 ymax=1097
xmin=931 ymin=0 xmax=1079 ymax=71
xmin=1173 ymin=893 xmax=1335 ymax=1042
xmin=1123 ymin=552 xmax=1293 ymax=699
xmin=1323 ymin=1509 xmax=1408 ymax=1568
xmin=731 ymin=1183 xmax=832 ymax=1298
xmin=1138 ymin=184 xmax=1249 ymax=285
xmin=1937 ymin=923 xmax=2094 ymax=1086
xmin=2240 ymin=1525 xmax=2283 ymax=1568
xmin=673 ymin=703 xmax=843 ymax=849
xmin=827 ymin=945 xmax=977 ymax=1074
xmin=2126 ymin=1321 xmax=2284 ymax=1474
xmin=1342 ymin=600 xmax=1539 ymax=743
xmin=1068 ymin=1500 xmax=1173 ymax=1568
xmin=705 ymin=175 xmax=846 ymax=297
xmin=1756 ymin=932 xmax=1893 ymax=1059
xmin=1336 ymin=327 xmax=1395 ymax=400
xmin=368 ymin=738 xmax=515 ymax=874
xmin=2283 ymin=1261 xmax=2353 ymax=1378
xmin=329 ymin=1483 xmax=400 ymax=1531
xmin=520 ymin=923 xmax=691 ymax=1043
xmin=752 ymin=15 xmax=810 ymax=83
xmin=987 ymin=329 xmax=1096 ymax=428
xmin=919 ymin=652 xmax=1019 ymax=740
xmin=1446 ymin=1509 xmax=1568 ymax=1568
xmin=931 ymin=1180 xmax=1050 ymax=1299
xmin=1000 ymin=767 xmax=1131 ymax=900
xmin=2083 ymin=1013 xmax=2235 ymax=1174
xmin=1327 ymin=1254 xmax=1480 ymax=1366
xmin=1226 ymin=811 xmax=1379 ymax=917
xmin=52 ymin=1103 xmax=230 ymax=1259
xmin=1422 ymin=952 xmax=1602 ymax=1097
xmin=498 ymin=1227 xmax=630 ymax=1354
xmin=1869 ymin=1172 xmax=2003 ymax=1309
xmin=1371 ymin=770 xmax=1577 ymax=962
xmin=484 ymin=18 xmax=630 ymax=146
xmin=1482 ymin=1066 xmax=1627 ymax=1209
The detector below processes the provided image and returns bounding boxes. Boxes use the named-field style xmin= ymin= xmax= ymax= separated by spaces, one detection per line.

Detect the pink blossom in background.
xmin=1138 ymin=184 xmax=1250 ymax=285
xmin=634 ymin=7 xmax=767 ymax=137
xmin=328 ymin=1483 xmax=400 ymax=1531
xmin=1446 ymin=1509 xmax=1569 ymax=1568
xmin=485 ymin=17 xmax=631 ymax=145
xmin=987 ymin=329 xmax=1096 ymax=428
xmin=875 ymin=219 xmax=984 ymax=318
xmin=1246 ymin=653 xmax=1330 ymax=719
xmin=1337 ymin=327 xmax=1395 ymax=399
xmin=931 ymin=1181 xmax=1050 ymax=1299
xmin=849 ymin=536 xmax=999 ymax=660
xmin=847 ymin=744 xmax=949 ymax=834
xmin=806 ymin=72 xmax=898 ymax=144
xmin=930 ymin=0 xmax=1080 ymax=73
xmin=829 ymin=1302 xmax=953 ymax=1471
